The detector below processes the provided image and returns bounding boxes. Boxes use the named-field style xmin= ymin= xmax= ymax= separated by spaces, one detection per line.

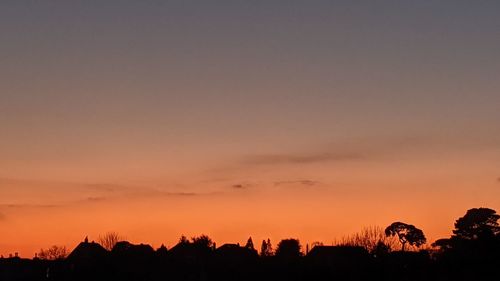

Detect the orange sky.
xmin=1 ymin=141 xmax=499 ymax=257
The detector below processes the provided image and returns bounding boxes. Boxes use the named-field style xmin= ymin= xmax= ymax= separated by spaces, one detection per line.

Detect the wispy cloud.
xmin=230 ymin=182 xmax=256 ymax=189
xmin=236 ymin=133 xmax=500 ymax=169
xmin=129 ymin=188 xmax=221 ymax=198
xmin=159 ymin=192 xmax=199 ymax=196
xmin=274 ymin=180 xmax=319 ymax=187
xmin=242 ymin=152 xmax=363 ymax=166
xmin=85 ymin=196 xmax=107 ymax=202
xmin=0 ymin=203 xmax=59 ymax=209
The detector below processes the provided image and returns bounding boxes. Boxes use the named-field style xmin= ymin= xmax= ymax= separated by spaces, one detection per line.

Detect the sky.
xmin=1 ymin=1 xmax=500 ymax=257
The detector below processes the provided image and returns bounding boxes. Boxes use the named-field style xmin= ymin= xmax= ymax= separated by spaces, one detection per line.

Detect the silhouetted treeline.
xmin=1 ymin=207 xmax=500 ymax=281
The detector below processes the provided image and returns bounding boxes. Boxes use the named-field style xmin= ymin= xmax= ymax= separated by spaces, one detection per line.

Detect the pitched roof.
xmin=67 ymin=241 xmax=108 ymax=261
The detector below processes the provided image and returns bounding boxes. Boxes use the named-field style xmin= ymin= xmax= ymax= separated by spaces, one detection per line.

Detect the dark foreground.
xmin=2 ymin=240 xmax=500 ymax=281
xmin=3 ymin=207 xmax=500 ymax=280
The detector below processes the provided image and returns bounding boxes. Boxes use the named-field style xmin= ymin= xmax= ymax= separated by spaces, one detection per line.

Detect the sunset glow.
xmin=1 ymin=1 xmax=499 ymax=258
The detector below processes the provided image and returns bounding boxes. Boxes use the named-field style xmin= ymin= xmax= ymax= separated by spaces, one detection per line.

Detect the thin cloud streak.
xmin=149 ymin=190 xmax=223 ymax=197
xmin=235 ymin=133 xmax=500 ymax=169
xmin=85 ymin=196 xmax=107 ymax=202
xmin=274 ymin=180 xmax=320 ymax=187
xmin=231 ymin=184 xmax=246 ymax=189
xmin=0 ymin=203 xmax=59 ymax=209
xmin=243 ymin=152 xmax=364 ymax=165
xmin=0 ymin=190 xmax=215 ymax=212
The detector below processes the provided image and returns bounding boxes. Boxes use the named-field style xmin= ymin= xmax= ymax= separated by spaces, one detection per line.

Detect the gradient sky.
xmin=1 ymin=1 xmax=500 ymax=257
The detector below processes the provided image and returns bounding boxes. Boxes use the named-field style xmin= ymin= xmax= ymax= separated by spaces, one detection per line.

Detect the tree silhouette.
xmin=191 ymin=234 xmax=215 ymax=250
xmin=37 ymin=245 xmax=68 ymax=260
xmin=433 ymin=208 xmax=500 ymax=252
xmin=452 ymin=207 xmax=500 ymax=240
xmin=275 ymin=239 xmax=302 ymax=258
xmin=98 ymin=231 xmax=123 ymax=251
xmin=178 ymin=235 xmax=190 ymax=244
xmin=385 ymin=222 xmax=426 ymax=251
xmin=245 ymin=237 xmax=255 ymax=250
xmin=260 ymin=239 xmax=273 ymax=257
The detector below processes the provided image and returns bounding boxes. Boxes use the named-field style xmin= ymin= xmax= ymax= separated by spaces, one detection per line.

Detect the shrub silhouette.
xmin=191 ymin=234 xmax=215 ymax=250
xmin=338 ymin=226 xmax=399 ymax=253
xmin=275 ymin=239 xmax=302 ymax=258
xmin=37 ymin=245 xmax=68 ymax=260
xmin=98 ymin=231 xmax=123 ymax=251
